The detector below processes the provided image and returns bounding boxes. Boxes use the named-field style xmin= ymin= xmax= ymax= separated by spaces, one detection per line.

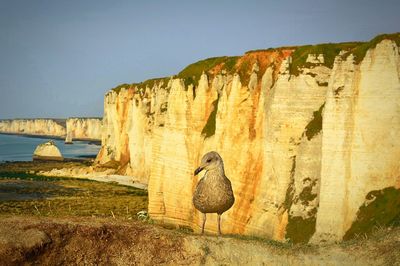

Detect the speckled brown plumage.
xmin=193 ymin=151 xmax=235 ymax=234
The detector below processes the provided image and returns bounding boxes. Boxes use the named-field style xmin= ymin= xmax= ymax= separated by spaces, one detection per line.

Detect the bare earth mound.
xmin=0 ymin=216 xmax=399 ymax=265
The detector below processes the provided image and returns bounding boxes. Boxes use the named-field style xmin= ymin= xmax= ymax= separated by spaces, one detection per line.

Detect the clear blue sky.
xmin=0 ymin=0 xmax=399 ymax=119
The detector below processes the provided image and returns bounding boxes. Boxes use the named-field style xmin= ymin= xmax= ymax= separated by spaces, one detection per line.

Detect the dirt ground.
xmin=1 ymin=161 xmax=399 ymax=265
xmin=0 ymin=216 xmax=399 ymax=266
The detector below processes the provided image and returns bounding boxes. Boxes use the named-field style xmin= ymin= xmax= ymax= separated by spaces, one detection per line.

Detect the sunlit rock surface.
xmin=33 ymin=141 xmax=63 ymax=161
xmin=96 ymin=35 xmax=400 ymax=243
xmin=65 ymin=118 xmax=102 ymax=143
xmin=0 ymin=119 xmax=66 ymax=137
xmin=0 ymin=118 xmax=102 ymax=144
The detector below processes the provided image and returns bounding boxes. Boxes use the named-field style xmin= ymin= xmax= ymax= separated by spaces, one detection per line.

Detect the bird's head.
xmin=194 ymin=151 xmax=224 ymax=175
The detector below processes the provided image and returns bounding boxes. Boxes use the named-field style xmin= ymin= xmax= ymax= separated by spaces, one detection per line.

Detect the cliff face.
xmin=65 ymin=118 xmax=102 ymax=143
xmin=312 ymin=39 xmax=400 ymax=243
xmin=0 ymin=118 xmax=102 ymax=142
xmin=0 ymin=119 xmax=66 ymax=137
xmin=96 ymin=34 xmax=400 ymax=243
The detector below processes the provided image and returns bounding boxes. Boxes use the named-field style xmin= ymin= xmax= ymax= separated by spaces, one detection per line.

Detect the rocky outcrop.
xmin=96 ymin=33 xmax=400 ymax=243
xmin=33 ymin=141 xmax=63 ymax=161
xmin=0 ymin=119 xmax=66 ymax=138
xmin=65 ymin=118 xmax=102 ymax=143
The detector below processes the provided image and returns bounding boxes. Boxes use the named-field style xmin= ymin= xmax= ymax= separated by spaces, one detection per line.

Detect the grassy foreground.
xmin=0 ymin=161 xmax=147 ymax=219
xmin=0 ymin=161 xmax=399 ymax=265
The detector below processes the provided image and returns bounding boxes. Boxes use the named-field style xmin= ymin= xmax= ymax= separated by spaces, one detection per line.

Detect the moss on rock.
xmin=299 ymin=184 xmax=318 ymax=206
xmin=286 ymin=216 xmax=316 ymax=244
xmin=290 ymin=32 xmax=400 ymax=75
xmin=282 ymin=156 xmax=296 ymax=210
xmin=343 ymin=187 xmax=400 ymax=240
xmin=304 ymin=103 xmax=325 ymax=141
xmin=289 ymin=42 xmax=360 ymax=75
xmin=283 ymin=156 xmax=318 ymax=243
xmin=343 ymin=32 xmax=400 ymax=64
xmin=178 ymin=56 xmax=238 ymax=87
xmin=201 ymin=97 xmax=219 ymax=138
xmin=112 ymin=83 xmax=131 ymax=94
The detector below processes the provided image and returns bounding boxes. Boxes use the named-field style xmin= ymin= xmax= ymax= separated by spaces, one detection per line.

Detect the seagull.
xmin=193 ymin=151 xmax=235 ymax=235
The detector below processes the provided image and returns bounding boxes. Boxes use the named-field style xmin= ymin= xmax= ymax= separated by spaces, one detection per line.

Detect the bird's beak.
xmin=194 ymin=167 xmax=203 ymax=176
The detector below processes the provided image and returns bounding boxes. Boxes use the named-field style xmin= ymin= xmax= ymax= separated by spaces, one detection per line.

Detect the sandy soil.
xmin=0 ymin=216 xmax=399 ymax=266
xmin=1 ymin=161 xmax=399 ymax=265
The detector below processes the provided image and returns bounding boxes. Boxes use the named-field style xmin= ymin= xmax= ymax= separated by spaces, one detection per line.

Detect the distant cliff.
xmin=0 ymin=119 xmax=66 ymax=138
xmin=65 ymin=118 xmax=102 ymax=143
xmin=96 ymin=33 xmax=400 ymax=243
xmin=0 ymin=118 xmax=102 ymax=142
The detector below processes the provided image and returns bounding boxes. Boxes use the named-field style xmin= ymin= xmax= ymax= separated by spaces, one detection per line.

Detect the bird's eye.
xmin=206 ymin=158 xmax=212 ymax=163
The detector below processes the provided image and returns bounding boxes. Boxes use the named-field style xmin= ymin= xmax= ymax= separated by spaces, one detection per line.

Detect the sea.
xmin=0 ymin=134 xmax=101 ymax=162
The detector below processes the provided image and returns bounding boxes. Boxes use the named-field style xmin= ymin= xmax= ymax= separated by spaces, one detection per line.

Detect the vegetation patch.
xmin=0 ymin=161 xmax=92 ymax=173
xmin=138 ymin=77 xmax=170 ymax=90
xmin=179 ymin=56 xmax=226 ymax=87
xmin=289 ymin=42 xmax=360 ymax=75
xmin=228 ymin=233 xmax=293 ymax=249
xmin=0 ymin=172 xmax=147 ymax=218
xmin=236 ymin=59 xmax=252 ymax=85
xmin=334 ymin=86 xmax=344 ymax=98
xmin=177 ymin=56 xmax=239 ymax=87
xmin=316 ymin=81 xmax=328 ymax=86
xmin=286 ymin=216 xmax=316 ymax=244
xmin=96 ymin=159 xmax=120 ymax=170
xmin=0 ymin=161 xmax=148 ymax=219
xmin=223 ymin=56 xmax=239 ymax=72
xmin=283 ymin=156 xmax=318 ymax=243
xmin=304 ymin=103 xmax=325 ymax=141
xmin=289 ymin=32 xmax=400 ymax=75
xmin=245 ymin=46 xmax=297 ymax=54
xmin=201 ymin=97 xmax=219 ymax=138
xmin=111 ymin=55 xmax=241 ymax=92
xmin=343 ymin=187 xmax=400 ymax=240
xmin=283 ymin=156 xmax=296 ymax=210
xmin=299 ymin=182 xmax=318 ymax=206
xmin=112 ymin=83 xmax=131 ymax=94
xmin=112 ymin=77 xmax=170 ymax=94
xmin=342 ymin=32 xmax=400 ymax=64
xmin=160 ymin=102 xmax=168 ymax=113
xmin=110 ymin=33 xmax=399 ymax=95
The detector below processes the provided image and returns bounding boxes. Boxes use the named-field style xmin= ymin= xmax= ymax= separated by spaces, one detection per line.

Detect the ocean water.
xmin=0 ymin=134 xmax=101 ymax=162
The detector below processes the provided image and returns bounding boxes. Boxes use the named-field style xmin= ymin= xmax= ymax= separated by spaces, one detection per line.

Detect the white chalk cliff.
xmin=95 ymin=33 xmax=400 ymax=243
xmin=0 ymin=119 xmax=66 ymax=137
xmin=0 ymin=118 xmax=102 ymax=143
xmin=65 ymin=118 xmax=102 ymax=143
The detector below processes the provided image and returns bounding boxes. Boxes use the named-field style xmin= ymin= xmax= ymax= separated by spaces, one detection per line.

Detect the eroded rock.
xmin=33 ymin=141 xmax=63 ymax=161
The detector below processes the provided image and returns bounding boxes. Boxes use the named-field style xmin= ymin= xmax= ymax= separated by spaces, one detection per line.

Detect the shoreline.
xmin=0 ymin=132 xmax=65 ymax=140
xmin=0 ymin=132 xmax=101 ymax=145
xmin=0 ymin=160 xmax=148 ymax=190
xmin=67 ymin=174 xmax=148 ymax=190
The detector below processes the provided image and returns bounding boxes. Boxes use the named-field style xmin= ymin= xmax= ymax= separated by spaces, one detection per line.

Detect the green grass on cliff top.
xmin=111 ymin=32 xmax=400 ymax=91
xmin=290 ymin=33 xmax=400 ymax=75
xmin=177 ymin=56 xmax=239 ymax=87
xmin=288 ymin=42 xmax=361 ymax=75
xmin=112 ymin=56 xmax=239 ymax=92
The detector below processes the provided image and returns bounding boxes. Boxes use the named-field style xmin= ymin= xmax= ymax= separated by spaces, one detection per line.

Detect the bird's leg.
xmin=201 ymin=213 xmax=206 ymax=235
xmin=217 ymin=214 xmax=222 ymax=235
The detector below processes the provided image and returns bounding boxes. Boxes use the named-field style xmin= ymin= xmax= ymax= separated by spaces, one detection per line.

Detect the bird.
xmin=193 ymin=151 xmax=235 ymax=235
